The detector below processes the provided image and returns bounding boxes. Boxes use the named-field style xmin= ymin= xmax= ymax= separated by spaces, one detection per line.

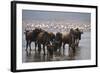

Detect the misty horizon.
xmin=22 ymin=10 xmax=91 ymax=25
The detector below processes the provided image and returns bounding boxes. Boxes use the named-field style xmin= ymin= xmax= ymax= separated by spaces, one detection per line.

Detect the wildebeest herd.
xmin=24 ymin=28 xmax=83 ymax=58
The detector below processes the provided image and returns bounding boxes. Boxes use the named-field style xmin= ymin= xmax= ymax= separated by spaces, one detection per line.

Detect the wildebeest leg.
xmin=75 ymin=39 xmax=79 ymax=47
xmin=58 ymin=46 xmax=61 ymax=56
xmin=73 ymin=47 xmax=75 ymax=54
xmin=69 ymin=44 xmax=74 ymax=57
xmin=25 ymin=40 xmax=28 ymax=51
xmin=72 ymin=43 xmax=76 ymax=55
xmin=35 ymin=42 xmax=37 ymax=53
xmin=29 ymin=41 xmax=31 ymax=51
xmin=69 ymin=43 xmax=73 ymax=57
xmin=59 ymin=43 xmax=62 ymax=55
xmin=68 ymin=45 xmax=71 ymax=56
xmin=68 ymin=45 xmax=72 ymax=56
xmin=59 ymin=47 xmax=61 ymax=54
xmin=43 ymin=44 xmax=46 ymax=55
xmin=38 ymin=44 xmax=41 ymax=54
xmin=63 ymin=43 xmax=65 ymax=55
xmin=77 ymin=39 xmax=79 ymax=47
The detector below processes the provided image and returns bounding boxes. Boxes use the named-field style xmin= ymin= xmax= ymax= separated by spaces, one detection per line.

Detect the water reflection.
xmin=24 ymin=47 xmax=79 ymax=62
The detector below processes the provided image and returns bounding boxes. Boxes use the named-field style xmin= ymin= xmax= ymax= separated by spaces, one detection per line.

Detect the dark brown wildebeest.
xmin=54 ymin=32 xmax=62 ymax=53
xmin=73 ymin=28 xmax=83 ymax=47
xmin=62 ymin=29 xmax=76 ymax=55
xmin=47 ymin=40 xmax=60 ymax=57
xmin=25 ymin=28 xmax=43 ymax=52
xmin=62 ymin=28 xmax=83 ymax=56
xmin=36 ymin=31 xmax=51 ymax=55
xmin=36 ymin=31 xmax=55 ymax=55
xmin=47 ymin=30 xmax=76 ymax=56
xmin=48 ymin=32 xmax=55 ymax=43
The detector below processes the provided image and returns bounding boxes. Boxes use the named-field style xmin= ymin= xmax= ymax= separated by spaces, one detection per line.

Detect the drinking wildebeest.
xmin=54 ymin=32 xmax=62 ymax=53
xmin=24 ymin=28 xmax=43 ymax=52
xmin=47 ymin=39 xmax=61 ymax=57
xmin=47 ymin=44 xmax=55 ymax=57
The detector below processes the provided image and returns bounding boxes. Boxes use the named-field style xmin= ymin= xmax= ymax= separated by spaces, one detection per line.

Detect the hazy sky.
xmin=22 ymin=10 xmax=91 ymax=25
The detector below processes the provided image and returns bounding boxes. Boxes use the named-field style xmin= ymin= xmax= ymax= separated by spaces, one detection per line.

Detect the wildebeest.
xmin=47 ymin=29 xmax=76 ymax=56
xmin=36 ymin=31 xmax=56 ymax=55
xmin=25 ymin=27 xmax=83 ymax=57
xmin=73 ymin=28 xmax=83 ymax=47
xmin=54 ymin=32 xmax=62 ymax=53
xmin=36 ymin=30 xmax=51 ymax=55
xmin=61 ymin=29 xmax=76 ymax=55
xmin=25 ymin=28 xmax=43 ymax=52
xmin=62 ymin=28 xmax=83 ymax=55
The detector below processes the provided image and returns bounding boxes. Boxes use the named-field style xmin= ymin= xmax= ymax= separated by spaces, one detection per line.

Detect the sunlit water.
xmin=22 ymin=31 xmax=91 ymax=62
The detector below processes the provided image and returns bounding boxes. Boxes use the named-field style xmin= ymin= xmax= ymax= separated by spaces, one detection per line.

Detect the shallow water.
xmin=22 ymin=31 xmax=91 ymax=62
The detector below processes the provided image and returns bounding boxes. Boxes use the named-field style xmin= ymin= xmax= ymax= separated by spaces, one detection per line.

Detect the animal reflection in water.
xmin=24 ymin=28 xmax=83 ymax=61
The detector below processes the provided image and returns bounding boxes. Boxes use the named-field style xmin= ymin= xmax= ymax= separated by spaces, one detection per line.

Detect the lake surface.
xmin=22 ymin=31 xmax=91 ymax=62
